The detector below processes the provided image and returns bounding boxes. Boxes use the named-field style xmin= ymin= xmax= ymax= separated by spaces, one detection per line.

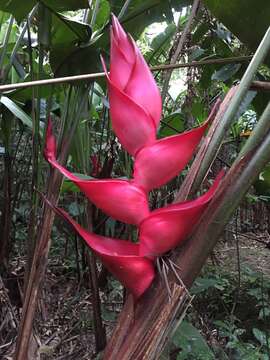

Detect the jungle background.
xmin=0 ymin=0 xmax=270 ymax=359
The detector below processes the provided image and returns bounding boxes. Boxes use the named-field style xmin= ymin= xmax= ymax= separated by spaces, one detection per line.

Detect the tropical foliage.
xmin=0 ymin=1 xmax=269 ymax=359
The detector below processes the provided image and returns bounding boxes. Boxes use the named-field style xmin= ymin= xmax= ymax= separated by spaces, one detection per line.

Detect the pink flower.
xmin=54 ymin=207 xmax=155 ymax=299
xmin=45 ymin=120 xmax=149 ymax=226
xmin=101 ymin=14 xmax=162 ymax=156
xmin=44 ymin=16 xmax=223 ymax=298
xmin=139 ymin=172 xmax=224 ymax=256
xmin=133 ymin=121 xmax=211 ymax=191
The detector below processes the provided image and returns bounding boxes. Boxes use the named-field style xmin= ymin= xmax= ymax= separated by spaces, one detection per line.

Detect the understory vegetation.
xmin=0 ymin=0 xmax=270 ymax=359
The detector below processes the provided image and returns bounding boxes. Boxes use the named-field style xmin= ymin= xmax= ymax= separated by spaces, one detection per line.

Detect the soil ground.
xmin=1 ymin=231 xmax=269 ymax=359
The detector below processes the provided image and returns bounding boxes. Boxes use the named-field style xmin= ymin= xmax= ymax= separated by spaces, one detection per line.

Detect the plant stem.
xmin=25 ymin=2 xmax=51 ymax=286
xmin=0 ymin=149 xmax=12 ymax=267
xmin=177 ymin=102 xmax=270 ymax=287
xmin=174 ymin=87 xmax=237 ymax=202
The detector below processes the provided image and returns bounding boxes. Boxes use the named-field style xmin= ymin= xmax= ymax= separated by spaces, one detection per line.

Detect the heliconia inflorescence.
xmin=44 ymin=14 xmax=224 ymax=299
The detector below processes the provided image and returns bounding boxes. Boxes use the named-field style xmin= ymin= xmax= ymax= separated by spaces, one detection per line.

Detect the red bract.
xmin=44 ymin=122 xmax=149 ymax=225
xmin=139 ymin=172 xmax=224 ymax=257
xmin=44 ymin=15 xmax=223 ymax=299
xmin=110 ymin=15 xmax=161 ymax=129
xmin=44 ymin=119 xmax=56 ymax=160
xmin=55 ymin=207 xmax=155 ymax=299
xmin=133 ymin=121 xmax=210 ymax=191
xmin=102 ymin=69 xmax=156 ymax=156
xmin=102 ymin=15 xmax=162 ymax=156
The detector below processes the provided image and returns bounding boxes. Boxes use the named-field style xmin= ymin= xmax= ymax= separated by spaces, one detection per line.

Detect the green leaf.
xmin=0 ymin=0 xmax=89 ymax=22
xmin=112 ymin=0 xmax=192 ymax=38
xmin=159 ymin=111 xmax=184 ymax=137
xmin=189 ymin=47 xmax=205 ymax=61
xmin=68 ymin=202 xmax=83 ymax=216
xmin=235 ymin=91 xmax=257 ymax=119
xmin=192 ymin=22 xmax=210 ymax=43
xmin=203 ymin=0 xmax=270 ymax=60
xmin=93 ymin=0 xmax=111 ymax=31
xmin=173 ymin=320 xmax=215 ymax=360
xmin=0 ymin=0 xmax=36 ymax=22
xmin=0 ymin=10 xmax=11 ymax=25
xmin=191 ymin=277 xmax=218 ymax=294
xmin=101 ymin=305 xmax=117 ymax=321
xmin=44 ymin=0 xmax=89 ymax=12
xmin=61 ymin=173 xmax=93 ymax=193
xmin=191 ymin=101 xmax=208 ymax=122
xmin=50 ymin=41 xmax=101 ymax=76
xmin=254 ymin=164 xmax=270 ymax=197
xmin=212 ymin=37 xmax=233 ymax=58
xmin=51 ymin=11 xmax=92 ymax=46
xmin=0 ymin=96 xmax=34 ymax=131
xmin=259 ymin=307 xmax=270 ymax=320
xmin=51 ymin=0 xmax=192 ymax=75
xmin=252 ymin=328 xmax=267 ymax=346
xmin=49 ymin=7 xmax=92 ymax=75
xmin=0 ymin=18 xmax=18 ymax=45
xmin=199 ymin=64 xmax=217 ymax=90
xmin=147 ymin=23 xmax=176 ymax=61
xmin=253 ymin=91 xmax=270 ymax=116
xmin=212 ymin=63 xmax=241 ymax=82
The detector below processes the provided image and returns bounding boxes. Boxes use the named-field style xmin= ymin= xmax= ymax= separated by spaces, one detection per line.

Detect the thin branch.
xmin=251 ymin=80 xmax=270 ymax=91
xmin=0 ymin=56 xmax=253 ymax=91
xmin=161 ymin=0 xmax=201 ymax=100
xmin=151 ymin=56 xmax=252 ymax=71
